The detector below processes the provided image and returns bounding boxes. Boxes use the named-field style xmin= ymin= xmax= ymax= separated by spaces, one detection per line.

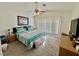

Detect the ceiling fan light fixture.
xmin=34 ymin=2 xmax=46 ymax=16
xmin=35 ymin=9 xmax=39 ymax=13
xmin=34 ymin=8 xmax=40 ymax=16
xmin=34 ymin=11 xmax=40 ymax=16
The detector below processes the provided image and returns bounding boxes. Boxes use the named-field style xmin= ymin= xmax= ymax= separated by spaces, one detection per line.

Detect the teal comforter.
xmin=16 ymin=30 xmax=45 ymax=47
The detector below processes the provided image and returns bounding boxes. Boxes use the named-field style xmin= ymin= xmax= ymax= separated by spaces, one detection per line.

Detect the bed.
xmin=13 ymin=27 xmax=46 ymax=49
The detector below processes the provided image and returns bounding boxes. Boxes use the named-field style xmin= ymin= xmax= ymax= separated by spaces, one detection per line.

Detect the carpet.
xmin=3 ymin=34 xmax=60 ymax=56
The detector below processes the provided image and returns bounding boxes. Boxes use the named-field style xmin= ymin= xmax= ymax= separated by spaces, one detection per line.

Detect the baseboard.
xmin=62 ymin=33 xmax=69 ymax=36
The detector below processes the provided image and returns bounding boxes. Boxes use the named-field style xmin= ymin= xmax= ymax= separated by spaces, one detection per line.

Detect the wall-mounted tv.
xmin=17 ymin=16 xmax=29 ymax=26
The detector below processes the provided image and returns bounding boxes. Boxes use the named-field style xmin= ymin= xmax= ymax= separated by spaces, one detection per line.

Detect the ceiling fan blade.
xmin=40 ymin=11 xmax=46 ymax=12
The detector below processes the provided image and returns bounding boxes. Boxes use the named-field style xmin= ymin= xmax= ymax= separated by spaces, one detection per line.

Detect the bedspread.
xmin=16 ymin=30 xmax=46 ymax=49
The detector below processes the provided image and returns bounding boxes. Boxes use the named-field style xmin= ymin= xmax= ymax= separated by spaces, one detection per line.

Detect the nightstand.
xmin=7 ymin=34 xmax=16 ymax=43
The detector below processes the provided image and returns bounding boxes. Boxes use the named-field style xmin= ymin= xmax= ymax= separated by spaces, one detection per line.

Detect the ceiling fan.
xmin=34 ymin=2 xmax=46 ymax=16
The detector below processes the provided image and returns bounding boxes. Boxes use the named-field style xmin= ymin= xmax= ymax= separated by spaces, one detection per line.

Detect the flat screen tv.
xmin=17 ymin=16 xmax=29 ymax=26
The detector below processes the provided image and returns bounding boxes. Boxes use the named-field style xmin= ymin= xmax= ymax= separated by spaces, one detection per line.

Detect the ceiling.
xmin=0 ymin=2 xmax=78 ymax=12
xmin=37 ymin=2 xmax=77 ymax=12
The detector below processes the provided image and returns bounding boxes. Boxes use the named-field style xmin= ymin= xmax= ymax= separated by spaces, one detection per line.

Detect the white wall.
xmin=70 ymin=3 xmax=79 ymax=20
xmin=0 ymin=6 xmax=34 ymax=35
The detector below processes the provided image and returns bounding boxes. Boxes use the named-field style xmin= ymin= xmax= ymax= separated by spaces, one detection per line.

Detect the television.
xmin=69 ymin=18 xmax=79 ymax=38
xmin=17 ymin=16 xmax=29 ymax=26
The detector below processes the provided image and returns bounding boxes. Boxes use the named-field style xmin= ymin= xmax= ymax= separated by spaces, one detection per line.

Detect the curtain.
xmin=34 ymin=16 xmax=61 ymax=34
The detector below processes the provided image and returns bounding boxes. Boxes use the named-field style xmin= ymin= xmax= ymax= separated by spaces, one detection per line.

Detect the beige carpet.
xmin=3 ymin=34 xmax=60 ymax=56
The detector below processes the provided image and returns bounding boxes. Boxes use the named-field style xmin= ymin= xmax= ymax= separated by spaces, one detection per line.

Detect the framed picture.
xmin=17 ymin=16 xmax=29 ymax=26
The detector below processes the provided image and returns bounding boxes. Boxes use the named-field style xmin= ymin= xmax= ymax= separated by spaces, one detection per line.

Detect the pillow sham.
xmin=28 ymin=26 xmax=37 ymax=31
xmin=16 ymin=27 xmax=25 ymax=33
xmin=27 ymin=26 xmax=32 ymax=31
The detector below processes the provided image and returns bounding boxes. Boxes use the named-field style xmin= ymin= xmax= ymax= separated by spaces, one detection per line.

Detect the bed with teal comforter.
xmin=16 ymin=30 xmax=45 ymax=49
